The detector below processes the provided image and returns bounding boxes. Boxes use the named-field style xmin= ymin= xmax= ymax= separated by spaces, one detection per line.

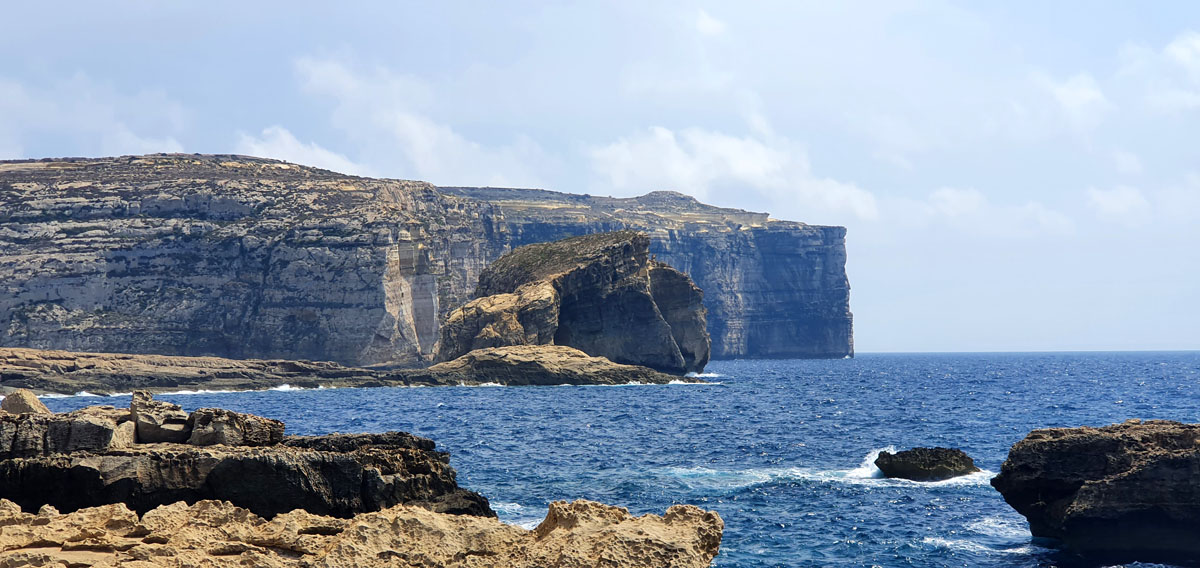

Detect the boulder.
xmin=0 ymin=430 xmax=491 ymax=519
xmin=0 ymin=407 xmax=134 ymax=457
xmin=0 ymin=389 xmax=49 ymax=414
xmin=874 ymin=447 xmax=981 ymax=481
xmin=992 ymin=419 xmax=1200 ymax=564
xmin=414 ymin=345 xmax=698 ymax=386
xmin=0 ymin=498 xmax=722 ymax=567
xmin=187 ymin=407 xmax=285 ymax=446
xmin=436 ymin=231 xmax=711 ymax=375
xmin=131 ymin=391 xmax=190 ymax=443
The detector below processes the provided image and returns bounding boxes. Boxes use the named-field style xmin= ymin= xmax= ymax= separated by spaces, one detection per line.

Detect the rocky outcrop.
xmin=991 ymin=420 xmax=1200 ymax=564
xmin=0 ymin=388 xmax=48 ymax=414
xmin=0 ymin=393 xmax=491 ymax=519
xmin=874 ymin=447 xmax=980 ymax=481
xmin=436 ymin=231 xmax=710 ymax=374
xmin=0 ymin=347 xmax=687 ymax=394
xmin=416 ymin=345 xmax=694 ymax=385
xmin=1 ymin=154 xmax=851 ymax=365
xmin=130 ymin=390 xmax=190 ymax=443
xmin=0 ymin=498 xmax=722 ymax=568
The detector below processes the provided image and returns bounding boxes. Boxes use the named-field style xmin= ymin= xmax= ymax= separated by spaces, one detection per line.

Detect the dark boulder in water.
xmin=874 ymin=447 xmax=980 ymax=481
xmin=992 ymin=419 xmax=1200 ymax=564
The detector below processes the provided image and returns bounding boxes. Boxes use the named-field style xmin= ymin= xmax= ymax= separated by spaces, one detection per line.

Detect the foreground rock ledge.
xmin=992 ymin=420 xmax=1200 ymax=564
xmin=0 ymin=498 xmax=723 ymax=568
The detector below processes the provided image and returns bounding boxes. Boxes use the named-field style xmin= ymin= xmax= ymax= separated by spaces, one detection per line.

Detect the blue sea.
xmin=41 ymin=352 xmax=1200 ymax=567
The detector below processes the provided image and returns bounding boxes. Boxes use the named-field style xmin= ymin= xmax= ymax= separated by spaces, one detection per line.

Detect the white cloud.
xmin=589 ymin=124 xmax=879 ymax=221
xmin=916 ymin=187 xmax=1074 ymax=237
xmin=1112 ymin=150 xmax=1143 ymax=174
xmin=695 ymin=9 xmax=726 ymax=36
xmin=235 ymin=126 xmax=369 ymax=176
xmin=1087 ymin=186 xmax=1152 ymax=226
xmin=1040 ymin=72 xmax=1113 ymax=128
xmin=291 ymin=56 xmax=550 ymax=187
xmin=0 ymin=74 xmax=185 ymax=158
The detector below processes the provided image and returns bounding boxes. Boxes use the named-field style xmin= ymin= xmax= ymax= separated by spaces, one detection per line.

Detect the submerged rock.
xmin=874 ymin=447 xmax=980 ymax=481
xmin=0 ymin=388 xmax=49 ymax=414
xmin=415 ymin=345 xmax=696 ymax=385
xmin=437 ymin=231 xmax=711 ymax=374
xmin=0 ymin=498 xmax=722 ymax=567
xmin=992 ymin=420 xmax=1200 ymax=564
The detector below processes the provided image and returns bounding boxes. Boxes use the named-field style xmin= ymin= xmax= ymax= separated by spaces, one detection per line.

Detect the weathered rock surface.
xmin=0 ymin=394 xmax=491 ymax=519
xmin=0 ymin=388 xmax=48 ymax=414
xmin=417 ymin=345 xmax=693 ymax=386
xmin=874 ymin=447 xmax=980 ymax=481
xmin=130 ymin=390 xmax=190 ymax=443
xmin=0 ymin=347 xmax=686 ymax=394
xmin=991 ymin=420 xmax=1200 ymax=563
xmin=437 ymin=231 xmax=711 ymax=374
xmin=1 ymin=154 xmax=851 ymax=365
xmin=0 ymin=498 xmax=722 ymax=567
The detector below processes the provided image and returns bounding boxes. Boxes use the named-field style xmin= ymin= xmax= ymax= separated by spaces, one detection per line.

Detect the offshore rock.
xmin=1 ymin=154 xmax=851 ymax=364
xmin=417 ymin=345 xmax=694 ymax=386
xmin=437 ymin=231 xmax=710 ymax=374
xmin=991 ymin=420 xmax=1200 ymax=564
xmin=0 ymin=347 xmax=681 ymax=393
xmin=874 ymin=447 xmax=980 ymax=481
xmin=0 ymin=388 xmax=49 ymax=414
xmin=0 ymin=498 xmax=722 ymax=567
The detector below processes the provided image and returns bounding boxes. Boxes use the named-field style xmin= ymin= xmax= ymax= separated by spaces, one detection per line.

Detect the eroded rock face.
xmin=0 ymin=388 xmax=49 ymax=414
xmin=874 ymin=447 xmax=980 ymax=481
xmin=0 ymin=498 xmax=722 ymax=567
xmin=131 ymin=390 xmax=190 ymax=443
xmin=991 ymin=420 xmax=1200 ymax=564
xmin=416 ymin=345 xmax=694 ymax=386
xmin=436 ymin=231 xmax=710 ymax=374
xmin=1 ymin=154 xmax=850 ymax=365
xmin=186 ymin=407 xmax=284 ymax=446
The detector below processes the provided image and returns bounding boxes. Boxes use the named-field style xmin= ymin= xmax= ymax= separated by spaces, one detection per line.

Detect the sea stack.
xmin=436 ymin=230 xmax=710 ymax=374
xmin=992 ymin=419 xmax=1200 ymax=564
xmin=874 ymin=447 xmax=981 ymax=481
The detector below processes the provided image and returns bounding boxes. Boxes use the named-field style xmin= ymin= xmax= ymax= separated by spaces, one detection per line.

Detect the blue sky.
xmin=3 ymin=1 xmax=1197 ymax=352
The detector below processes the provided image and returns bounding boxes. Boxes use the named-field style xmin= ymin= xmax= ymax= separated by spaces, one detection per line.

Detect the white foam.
xmin=73 ymin=391 xmax=100 ymax=397
xmin=455 ymin=382 xmax=505 ymax=387
xmin=269 ymin=384 xmax=305 ymax=392
xmin=965 ymin=516 xmax=1030 ymax=539
xmin=685 ymin=372 xmax=722 ymax=378
xmin=667 ymin=379 xmax=721 ymax=385
xmin=660 ymin=449 xmax=995 ymax=491
xmin=922 ymin=537 xmax=1039 ymax=556
xmin=492 ymin=502 xmax=545 ymax=530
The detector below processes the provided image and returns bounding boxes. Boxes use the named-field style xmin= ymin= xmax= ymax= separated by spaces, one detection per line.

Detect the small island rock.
xmin=874 ymin=447 xmax=981 ymax=481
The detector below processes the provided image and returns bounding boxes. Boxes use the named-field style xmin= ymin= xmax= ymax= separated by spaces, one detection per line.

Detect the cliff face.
xmin=0 ymin=154 xmax=852 ymax=365
xmin=440 ymin=187 xmax=853 ymax=359
xmin=436 ymin=231 xmax=710 ymax=374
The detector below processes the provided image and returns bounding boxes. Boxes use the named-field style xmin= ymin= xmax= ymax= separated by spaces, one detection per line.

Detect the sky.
xmin=2 ymin=1 xmax=1197 ymax=352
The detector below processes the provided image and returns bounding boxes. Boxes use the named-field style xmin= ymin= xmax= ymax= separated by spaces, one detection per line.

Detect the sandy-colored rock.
xmin=130 ymin=391 xmax=189 ymax=443
xmin=0 ymin=389 xmax=48 ymax=415
xmin=0 ymin=498 xmax=722 ymax=567
xmin=186 ymin=407 xmax=284 ymax=446
xmin=416 ymin=345 xmax=696 ymax=385
xmin=437 ymin=231 xmax=711 ymax=374
xmin=992 ymin=420 xmax=1200 ymax=564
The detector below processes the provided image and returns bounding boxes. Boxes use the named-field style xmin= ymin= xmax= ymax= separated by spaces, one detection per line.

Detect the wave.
xmin=491 ymin=502 xmax=544 ymax=530
xmin=685 ymin=372 xmax=722 ymax=378
xmin=922 ymin=536 xmax=1044 ymax=556
xmin=456 ymin=382 xmax=505 ymax=387
xmin=660 ymin=449 xmax=995 ymax=492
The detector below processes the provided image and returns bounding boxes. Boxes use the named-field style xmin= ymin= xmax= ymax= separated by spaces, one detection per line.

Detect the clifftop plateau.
xmin=1 ymin=154 xmax=852 ymax=365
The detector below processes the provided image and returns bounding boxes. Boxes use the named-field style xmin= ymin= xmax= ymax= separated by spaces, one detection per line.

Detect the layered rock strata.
xmin=0 ymin=391 xmax=491 ymax=518
xmin=0 ymin=346 xmax=688 ymax=394
xmin=991 ymin=420 xmax=1200 ymax=563
xmin=0 ymin=498 xmax=723 ymax=568
xmin=1 ymin=154 xmax=851 ymax=364
xmin=873 ymin=447 xmax=980 ymax=481
xmin=436 ymin=231 xmax=710 ymax=374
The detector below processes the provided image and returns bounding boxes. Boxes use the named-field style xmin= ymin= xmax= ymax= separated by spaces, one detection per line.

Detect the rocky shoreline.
xmin=0 ymin=390 xmax=724 ymax=567
xmin=0 ymin=345 xmax=698 ymax=395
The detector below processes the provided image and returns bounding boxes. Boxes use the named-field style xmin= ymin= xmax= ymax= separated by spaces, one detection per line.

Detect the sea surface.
xmin=42 ymin=352 xmax=1200 ymax=567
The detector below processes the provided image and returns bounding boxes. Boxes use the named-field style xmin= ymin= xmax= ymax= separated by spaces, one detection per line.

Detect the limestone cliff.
xmin=436 ymin=231 xmax=710 ymax=374
xmin=0 ymin=154 xmax=852 ymax=365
